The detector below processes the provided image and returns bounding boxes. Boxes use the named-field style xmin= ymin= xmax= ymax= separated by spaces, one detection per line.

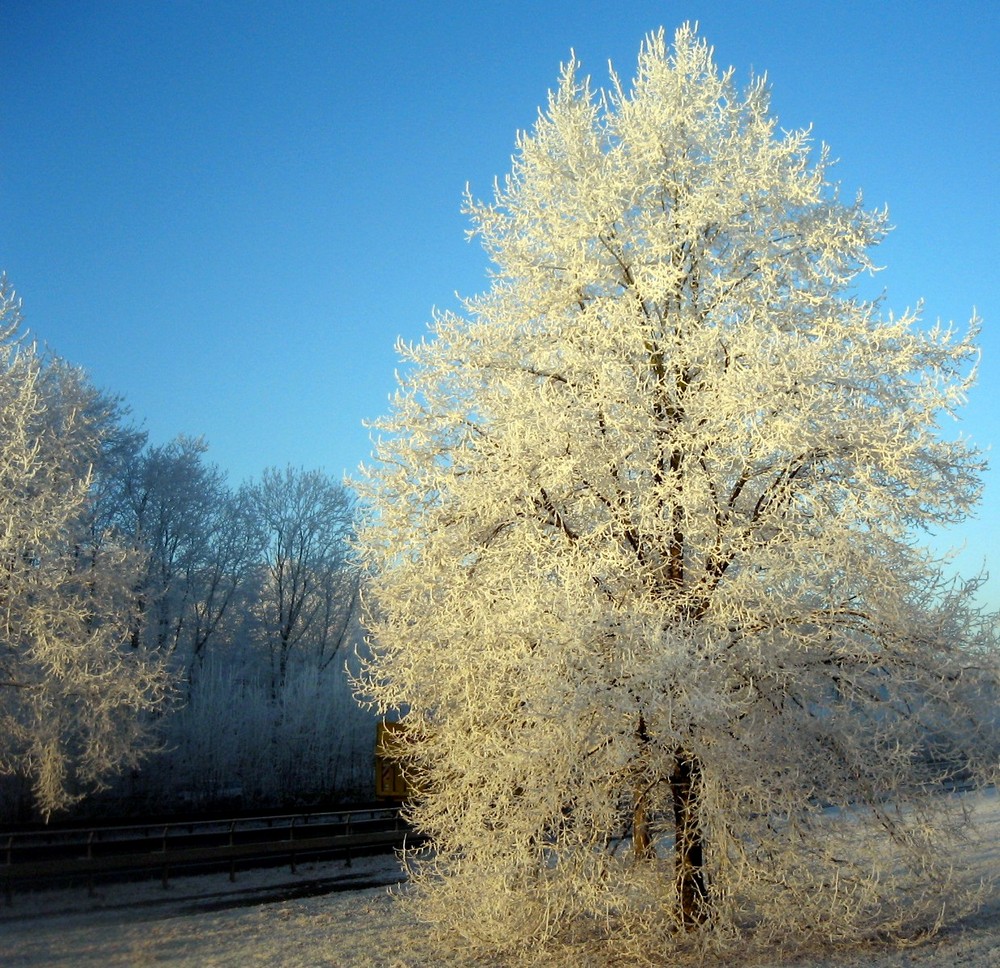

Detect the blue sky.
xmin=3 ymin=1 xmax=998 ymax=603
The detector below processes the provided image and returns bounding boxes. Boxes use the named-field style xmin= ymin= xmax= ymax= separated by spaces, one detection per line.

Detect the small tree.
xmin=355 ymin=27 xmax=999 ymax=960
xmin=0 ymin=279 xmax=170 ymax=817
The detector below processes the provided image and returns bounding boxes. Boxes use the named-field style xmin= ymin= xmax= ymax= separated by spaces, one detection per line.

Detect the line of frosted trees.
xmin=0 ymin=278 xmax=371 ymax=821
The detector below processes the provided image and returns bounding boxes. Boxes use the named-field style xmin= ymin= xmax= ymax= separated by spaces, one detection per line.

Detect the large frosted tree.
xmin=355 ymin=27 xmax=998 ymax=960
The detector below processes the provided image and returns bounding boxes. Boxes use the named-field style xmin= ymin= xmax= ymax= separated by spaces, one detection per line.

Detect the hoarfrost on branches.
xmin=0 ymin=278 xmax=170 ymax=816
xmin=353 ymin=25 xmax=1000 ymax=963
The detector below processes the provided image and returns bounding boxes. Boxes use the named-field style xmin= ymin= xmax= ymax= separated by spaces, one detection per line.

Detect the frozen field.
xmin=2 ymin=790 xmax=998 ymax=967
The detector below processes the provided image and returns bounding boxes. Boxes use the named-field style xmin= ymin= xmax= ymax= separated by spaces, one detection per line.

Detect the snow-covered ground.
xmin=3 ymin=790 xmax=998 ymax=967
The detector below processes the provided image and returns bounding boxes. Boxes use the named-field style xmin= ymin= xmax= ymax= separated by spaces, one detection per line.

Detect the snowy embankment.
xmin=2 ymin=789 xmax=998 ymax=967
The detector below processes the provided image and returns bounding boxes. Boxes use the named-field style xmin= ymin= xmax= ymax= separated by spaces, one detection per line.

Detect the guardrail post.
xmin=288 ymin=817 xmax=297 ymax=874
xmin=161 ymin=826 xmax=170 ymax=889
xmin=86 ymin=830 xmax=96 ymax=897
xmin=344 ymin=813 xmax=352 ymax=868
xmin=229 ymin=821 xmax=237 ymax=882
xmin=4 ymin=834 xmax=12 ymax=906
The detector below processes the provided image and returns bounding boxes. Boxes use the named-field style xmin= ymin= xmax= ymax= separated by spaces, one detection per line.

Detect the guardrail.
xmin=2 ymin=807 xmax=413 ymax=904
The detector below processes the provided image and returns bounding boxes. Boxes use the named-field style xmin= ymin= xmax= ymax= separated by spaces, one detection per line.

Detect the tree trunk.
xmin=633 ymin=793 xmax=652 ymax=859
xmin=671 ymin=748 xmax=709 ymax=927
xmin=633 ymin=714 xmax=653 ymax=860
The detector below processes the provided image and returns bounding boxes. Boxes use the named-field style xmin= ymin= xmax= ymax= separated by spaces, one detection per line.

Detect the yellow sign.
xmin=375 ymin=720 xmax=410 ymax=799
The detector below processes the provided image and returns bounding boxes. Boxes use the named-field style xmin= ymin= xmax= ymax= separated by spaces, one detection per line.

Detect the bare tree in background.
xmin=103 ymin=436 xmax=263 ymax=691
xmin=245 ymin=466 xmax=355 ymax=698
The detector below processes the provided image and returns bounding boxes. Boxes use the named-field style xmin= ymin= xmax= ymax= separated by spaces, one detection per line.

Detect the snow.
xmin=2 ymin=790 xmax=998 ymax=967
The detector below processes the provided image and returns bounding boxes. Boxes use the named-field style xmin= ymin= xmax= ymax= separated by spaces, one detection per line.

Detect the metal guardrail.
xmin=2 ymin=807 xmax=413 ymax=903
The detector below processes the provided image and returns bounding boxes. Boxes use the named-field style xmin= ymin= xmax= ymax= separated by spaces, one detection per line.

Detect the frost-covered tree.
xmin=355 ymin=27 xmax=999 ymax=960
xmin=0 ymin=279 xmax=170 ymax=817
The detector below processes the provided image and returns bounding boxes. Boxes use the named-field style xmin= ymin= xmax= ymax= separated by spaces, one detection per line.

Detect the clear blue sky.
xmin=3 ymin=1 xmax=998 ymax=603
